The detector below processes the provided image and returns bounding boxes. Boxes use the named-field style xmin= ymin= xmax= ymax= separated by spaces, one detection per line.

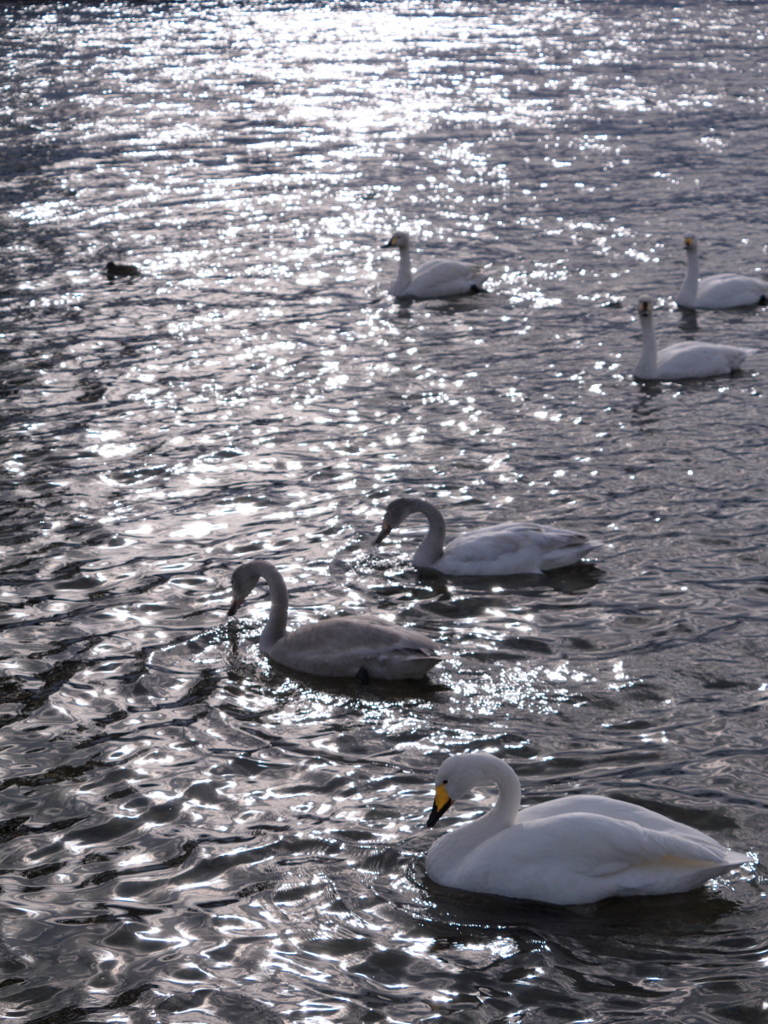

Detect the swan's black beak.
xmin=227 ymin=597 xmax=243 ymax=617
xmin=426 ymin=784 xmax=452 ymax=828
xmin=373 ymin=518 xmax=392 ymax=545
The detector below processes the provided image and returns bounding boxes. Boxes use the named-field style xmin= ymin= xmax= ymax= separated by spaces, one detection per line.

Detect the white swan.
xmin=634 ymin=299 xmax=755 ymax=381
xmin=374 ymin=496 xmax=599 ymax=576
xmin=676 ymin=235 xmax=767 ymax=309
xmin=382 ymin=230 xmax=490 ymax=299
xmin=425 ymin=752 xmax=747 ymax=906
xmin=227 ymin=559 xmax=440 ymax=681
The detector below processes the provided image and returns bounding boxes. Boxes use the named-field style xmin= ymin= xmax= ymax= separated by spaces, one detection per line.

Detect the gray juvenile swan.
xmin=676 ymin=235 xmax=767 ymax=309
xmin=425 ymin=752 xmax=747 ymax=906
xmin=382 ymin=230 xmax=490 ymax=299
xmin=374 ymin=496 xmax=599 ymax=576
xmin=227 ymin=559 xmax=440 ymax=681
xmin=634 ymin=299 xmax=755 ymax=381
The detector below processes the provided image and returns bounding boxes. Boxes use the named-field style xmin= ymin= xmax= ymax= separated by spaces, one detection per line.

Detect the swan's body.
xmin=227 ymin=560 xmax=439 ymax=680
xmin=374 ymin=497 xmax=599 ymax=576
xmin=676 ymin=236 xmax=767 ymax=309
xmin=382 ymin=230 xmax=490 ymax=299
xmin=425 ymin=753 xmax=747 ymax=906
xmin=634 ymin=299 xmax=755 ymax=381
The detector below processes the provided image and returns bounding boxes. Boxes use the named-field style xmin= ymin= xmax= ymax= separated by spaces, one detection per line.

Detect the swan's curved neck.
xmin=635 ymin=314 xmax=658 ymax=377
xmin=394 ymin=245 xmax=413 ymax=291
xmin=483 ymin=761 xmax=522 ymax=830
xmin=257 ymin=565 xmax=289 ymax=653
xmin=411 ymin=499 xmax=449 ymax=567
xmin=447 ymin=760 xmax=522 ymax=856
xmin=678 ymin=246 xmax=700 ymax=306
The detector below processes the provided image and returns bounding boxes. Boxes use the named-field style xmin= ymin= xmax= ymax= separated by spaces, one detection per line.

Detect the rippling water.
xmin=2 ymin=2 xmax=767 ymax=1022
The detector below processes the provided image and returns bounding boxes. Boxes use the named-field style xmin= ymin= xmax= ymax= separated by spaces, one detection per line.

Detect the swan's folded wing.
xmin=582 ymin=816 xmax=741 ymax=873
xmin=694 ymin=273 xmax=768 ymax=308
xmin=657 ymin=341 xmax=754 ymax=378
xmin=554 ymin=814 xmax=746 ymax=899
xmin=272 ymin=616 xmax=439 ymax=679
xmin=464 ymin=812 xmax=746 ymax=903
xmin=408 ymin=258 xmax=489 ymax=298
xmin=442 ymin=522 xmax=597 ymax=574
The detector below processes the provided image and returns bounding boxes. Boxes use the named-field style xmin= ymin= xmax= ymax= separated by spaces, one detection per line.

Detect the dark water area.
xmin=1 ymin=2 xmax=767 ymax=1022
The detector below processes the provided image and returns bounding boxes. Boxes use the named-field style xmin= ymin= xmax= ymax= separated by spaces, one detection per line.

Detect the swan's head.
xmin=426 ymin=753 xmax=501 ymax=827
xmin=373 ymin=497 xmax=414 ymax=544
xmin=382 ymin=230 xmax=410 ymax=251
xmin=683 ymin=235 xmax=698 ymax=252
xmin=228 ymin=561 xmax=266 ymax=616
xmin=638 ymin=298 xmax=654 ymax=321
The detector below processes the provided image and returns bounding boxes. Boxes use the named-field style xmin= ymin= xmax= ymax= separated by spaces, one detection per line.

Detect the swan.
xmin=634 ymin=299 xmax=755 ymax=381
xmin=227 ymin=559 xmax=440 ymax=680
xmin=382 ymin=230 xmax=490 ymax=299
xmin=374 ymin=496 xmax=599 ymax=576
xmin=676 ymin=235 xmax=767 ymax=309
xmin=425 ymin=752 xmax=747 ymax=906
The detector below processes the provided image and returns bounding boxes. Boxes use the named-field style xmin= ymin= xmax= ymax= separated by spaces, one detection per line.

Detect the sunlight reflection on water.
xmin=1 ymin=1 xmax=767 ymax=1021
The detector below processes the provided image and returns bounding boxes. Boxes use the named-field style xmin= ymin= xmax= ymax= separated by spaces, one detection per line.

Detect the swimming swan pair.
xmin=381 ymin=231 xmax=766 ymax=307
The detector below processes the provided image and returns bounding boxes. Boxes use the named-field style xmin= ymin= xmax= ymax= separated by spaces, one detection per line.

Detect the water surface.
xmin=1 ymin=3 xmax=767 ymax=1022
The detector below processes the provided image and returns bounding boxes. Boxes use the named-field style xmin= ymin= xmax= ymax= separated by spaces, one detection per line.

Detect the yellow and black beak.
xmin=382 ymin=235 xmax=397 ymax=249
xmin=426 ymin=784 xmax=452 ymax=828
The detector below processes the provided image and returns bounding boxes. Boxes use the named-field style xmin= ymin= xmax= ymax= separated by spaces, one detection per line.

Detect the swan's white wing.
xmin=457 ymin=810 xmax=744 ymax=904
xmin=655 ymin=341 xmax=754 ymax=379
xmin=696 ymin=272 xmax=768 ymax=309
xmin=547 ymin=814 xmax=744 ymax=892
xmin=406 ymin=257 xmax=489 ymax=298
xmin=439 ymin=522 xmax=597 ymax=575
